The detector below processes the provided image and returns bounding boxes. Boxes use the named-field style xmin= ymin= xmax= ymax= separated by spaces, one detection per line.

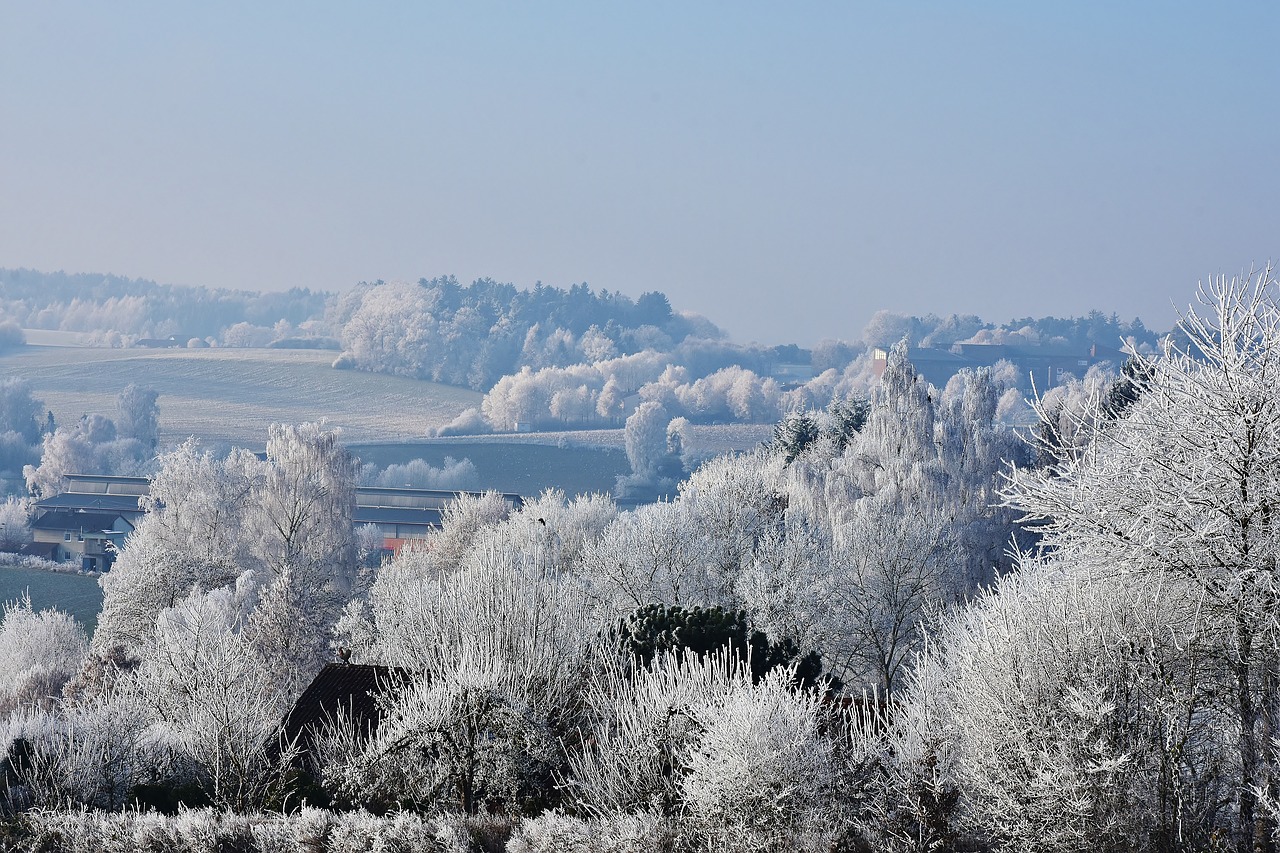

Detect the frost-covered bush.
xmin=360 ymin=456 xmax=478 ymax=490
xmin=506 ymin=810 xmax=675 ymax=853
xmin=9 ymin=807 xmax=455 ymax=853
xmin=430 ymin=406 xmax=492 ymax=437
xmin=9 ymin=684 xmax=164 ymax=810
xmin=893 ymin=554 xmax=1224 ymax=852
xmin=679 ymin=668 xmax=845 ymax=853
xmin=0 ymin=596 xmax=87 ymax=714
xmin=565 ymin=650 xmax=756 ymax=819
xmin=0 ymin=496 xmax=32 ymax=549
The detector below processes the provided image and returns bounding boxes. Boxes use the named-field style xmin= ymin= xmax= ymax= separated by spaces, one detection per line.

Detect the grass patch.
xmin=0 ymin=564 xmax=103 ymax=633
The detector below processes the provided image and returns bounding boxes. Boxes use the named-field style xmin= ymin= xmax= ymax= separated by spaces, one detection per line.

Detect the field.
xmin=351 ymin=440 xmax=630 ymax=497
xmin=350 ymin=424 xmax=773 ymax=497
xmin=0 ymin=343 xmax=482 ymax=446
xmin=2 ymin=339 xmax=772 ymax=499
xmin=0 ymin=565 xmax=103 ymax=633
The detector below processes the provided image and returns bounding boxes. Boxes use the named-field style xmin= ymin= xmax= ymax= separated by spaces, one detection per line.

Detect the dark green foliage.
xmin=617 ymin=604 xmax=835 ymax=692
xmin=826 ymin=395 xmax=870 ymax=451
xmin=771 ymin=410 xmax=822 ymax=464
xmin=770 ymin=396 xmax=868 ymax=463
xmin=1103 ymin=357 xmax=1154 ymax=419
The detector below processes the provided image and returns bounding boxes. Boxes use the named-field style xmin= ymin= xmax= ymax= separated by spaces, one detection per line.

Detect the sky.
xmin=2 ymin=2 xmax=1278 ymax=346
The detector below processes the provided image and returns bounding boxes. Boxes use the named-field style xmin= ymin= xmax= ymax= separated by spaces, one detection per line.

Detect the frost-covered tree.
xmin=565 ymin=648 xmax=859 ymax=851
xmin=0 ymin=495 xmax=32 ymax=550
xmin=681 ymin=667 xmax=842 ymax=852
xmin=141 ymin=581 xmax=294 ymax=811
xmin=825 ymin=496 xmax=960 ymax=694
xmin=622 ymin=401 xmax=672 ymax=485
xmin=23 ymin=412 xmax=150 ymax=498
xmin=10 ymin=678 xmax=163 ymax=811
xmin=771 ymin=409 xmax=821 ymax=464
xmin=244 ymin=423 xmax=358 ymax=693
xmin=95 ymin=440 xmax=263 ymax=651
xmin=115 ymin=383 xmax=159 ymax=451
xmin=0 ymin=378 xmax=42 ymax=444
xmin=98 ymin=423 xmax=357 ymax=698
xmin=328 ymin=536 xmax=604 ymax=813
xmin=1005 ymin=268 xmax=1280 ymax=851
xmin=899 ymin=551 xmax=1222 ymax=851
xmin=580 ymin=502 xmax=719 ymax=615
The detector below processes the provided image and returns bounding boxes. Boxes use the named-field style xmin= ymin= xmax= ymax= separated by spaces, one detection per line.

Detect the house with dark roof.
xmin=135 ymin=335 xmax=183 ymax=348
xmin=29 ymin=475 xmax=147 ymax=569
xmin=278 ymin=662 xmax=412 ymax=778
xmin=30 ymin=510 xmax=136 ymax=570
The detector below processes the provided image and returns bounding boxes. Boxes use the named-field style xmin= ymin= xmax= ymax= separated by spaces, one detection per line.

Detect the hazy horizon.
xmin=4 ymin=3 xmax=1278 ymax=345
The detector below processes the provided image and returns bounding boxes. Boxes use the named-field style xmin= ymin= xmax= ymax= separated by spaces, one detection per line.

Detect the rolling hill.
xmin=0 ymin=343 xmax=482 ymax=446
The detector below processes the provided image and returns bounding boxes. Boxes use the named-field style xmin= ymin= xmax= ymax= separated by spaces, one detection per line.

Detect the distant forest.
xmin=1 ymin=268 xmax=1168 ymax=431
xmin=0 ymin=268 xmax=327 ymax=342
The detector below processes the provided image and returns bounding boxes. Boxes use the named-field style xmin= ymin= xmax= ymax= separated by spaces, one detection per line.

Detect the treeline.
xmin=0 ymin=268 xmax=327 ymax=343
xmin=858 ymin=307 xmax=1164 ymax=352
xmin=2 ymin=269 xmax=1172 ymax=435
xmin=332 ymin=277 xmax=750 ymax=390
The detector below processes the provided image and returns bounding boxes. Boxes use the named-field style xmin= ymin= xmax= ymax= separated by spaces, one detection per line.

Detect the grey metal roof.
xmin=36 ymin=493 xmax=144 ymax=514
xmin=31 ymin=511 xmax=133 ymax=532
xmin=354 ymin=506 xmax=444 ymax=526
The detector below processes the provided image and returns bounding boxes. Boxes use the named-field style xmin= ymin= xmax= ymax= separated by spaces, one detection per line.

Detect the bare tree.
xmin=1006 ymin=267 xmax=1280 ymax=851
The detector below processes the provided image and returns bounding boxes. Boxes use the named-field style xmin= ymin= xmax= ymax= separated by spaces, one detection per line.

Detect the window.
xmin=64 ymin=532 xmax=72 ymax=541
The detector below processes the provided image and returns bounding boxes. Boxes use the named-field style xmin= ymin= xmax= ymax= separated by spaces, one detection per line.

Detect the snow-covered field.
xmin=0 ymin=344 xmax=482 ymax=446
xmin=4 ymin=340 xmax=775 ymax=458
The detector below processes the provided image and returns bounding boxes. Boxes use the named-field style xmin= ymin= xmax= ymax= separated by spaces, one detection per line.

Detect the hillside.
xmin=0 ymin=343 xmax=482 ymax=446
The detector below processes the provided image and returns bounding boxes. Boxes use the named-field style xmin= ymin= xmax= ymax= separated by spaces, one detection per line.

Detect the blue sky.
xmin=2 ymin=2 xmax=1277 ymax=345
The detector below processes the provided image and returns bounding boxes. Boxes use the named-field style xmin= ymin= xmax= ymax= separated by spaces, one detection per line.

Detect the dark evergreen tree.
xmin=616 ymin=604 xmax=834 ymax=692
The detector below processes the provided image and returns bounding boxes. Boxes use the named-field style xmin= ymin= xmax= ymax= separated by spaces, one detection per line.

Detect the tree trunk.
xmin=1237 ymin=619 xmax=1259 ymax=853
xmin=1258 ymin=658 xmax=1279 ymax=853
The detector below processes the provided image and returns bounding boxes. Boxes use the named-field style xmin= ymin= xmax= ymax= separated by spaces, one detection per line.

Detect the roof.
xmin=18 ymin=542 xmax=61 ymax=560
xmin=354 ymin=506 xmax=445 ymax=526
xmin=36 ymin=493 xmax=144 ymax=515
xmin=356 ymin=486 xmax=524 ymax=510
xmin=281 ymin=663 xmax=411 ymax=756
xmin=62 ymin=474 xmax=151 ymax=487
xmin=31 ymin=511 xmax=133 ymax=533
xmin=904 ymin=347 xmax=969 ymax=364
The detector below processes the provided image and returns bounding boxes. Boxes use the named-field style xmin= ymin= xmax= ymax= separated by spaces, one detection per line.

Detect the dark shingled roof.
xmin=30 ymin=511 xmax=131 ymax=532
xmin=281 ymin=663 xmax=412 ymax=764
